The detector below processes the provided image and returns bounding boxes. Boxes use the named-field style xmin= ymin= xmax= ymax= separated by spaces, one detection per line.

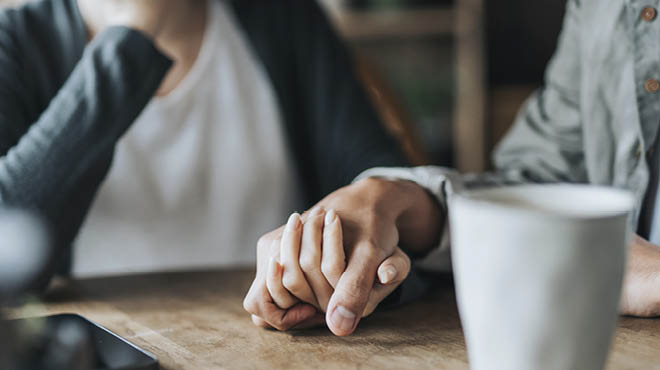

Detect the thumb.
xmin=377 ymin=247 xmax=410 ymax=285
xmin=363 ymin=247 xmax=411 ymax=317
xmin=325 ymin=243 xmax=380 ymax=336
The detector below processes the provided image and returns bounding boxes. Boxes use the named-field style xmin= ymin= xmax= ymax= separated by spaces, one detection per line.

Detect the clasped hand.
xmin=244 ymin=181 xmax=412 ymax=336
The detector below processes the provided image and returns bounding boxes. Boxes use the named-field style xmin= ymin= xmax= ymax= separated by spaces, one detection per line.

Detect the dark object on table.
xmin=8 ymin=314 xmax=159 ymax=370
xmin=0 ymin=210 xmax=158 ymax=369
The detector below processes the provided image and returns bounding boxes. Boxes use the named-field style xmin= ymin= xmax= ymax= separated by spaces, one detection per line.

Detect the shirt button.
xmin=642 ymin=7 xmax=657 ymax=21
xmin=646 ymin=79 xmax=660 ymax=93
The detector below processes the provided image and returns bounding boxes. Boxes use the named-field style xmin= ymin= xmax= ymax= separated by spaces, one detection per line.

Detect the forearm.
xmin=0 ymin=27 xmax=170 ymax=212
xmin=0 ymin=27 xmax=170 ymax=282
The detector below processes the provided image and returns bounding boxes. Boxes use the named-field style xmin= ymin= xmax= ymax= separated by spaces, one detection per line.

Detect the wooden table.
xmin=6 ymin=270 xmax=660 ymax=369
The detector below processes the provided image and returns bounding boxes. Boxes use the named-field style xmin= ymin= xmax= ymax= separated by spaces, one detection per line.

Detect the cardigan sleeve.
xmin=0 ymin=18 xmax=171 ymax=285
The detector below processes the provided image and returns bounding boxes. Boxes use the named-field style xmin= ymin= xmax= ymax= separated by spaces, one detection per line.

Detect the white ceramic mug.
xmin=449 ymin=184 xmax=634 ymax=370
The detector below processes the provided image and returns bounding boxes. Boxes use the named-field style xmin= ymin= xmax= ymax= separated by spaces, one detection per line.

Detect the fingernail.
xmin=286 ymin=213 xmax=301 ymax=232
xmin=310 ymin=206 xmax=323 ymax=217
xmin=325 ymin=209 xmax=336 ymax=226
xmin=330 ymin=305 xmax=356 ymax=332
xmin=380 ymin=266 xmax=397 ymax=284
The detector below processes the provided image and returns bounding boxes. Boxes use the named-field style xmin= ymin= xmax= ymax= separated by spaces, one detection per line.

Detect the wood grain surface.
xmin=6 ymin=270 xmax=660 ymax=369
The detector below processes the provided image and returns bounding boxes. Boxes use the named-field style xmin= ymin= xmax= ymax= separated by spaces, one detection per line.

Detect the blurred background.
xmin=319 ymin=0 xmax=565 ymax=172
xmin=0 ymin=2 xmax=580 ymax=367
xmin=0 ymin=0 xmax=566 ymax=172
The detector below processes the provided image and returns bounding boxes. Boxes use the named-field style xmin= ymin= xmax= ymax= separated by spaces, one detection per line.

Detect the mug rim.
xmin=450 ymin=184 xmax=635 ymax=220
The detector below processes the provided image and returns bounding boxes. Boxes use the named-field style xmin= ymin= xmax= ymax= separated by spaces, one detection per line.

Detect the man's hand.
xmin=308 ymin=178 xmax=442 ymax=336
xmin=620 ymin=234 xmax=660 ymax=317
xmin=245 ymin=178 xmax=441 ymax=335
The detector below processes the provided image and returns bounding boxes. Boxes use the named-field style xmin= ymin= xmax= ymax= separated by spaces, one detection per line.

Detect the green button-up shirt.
xmin=493 ymin=0 xmax=660 ymax=227
xmin=357 ymin=0 xmax=660 ymax=266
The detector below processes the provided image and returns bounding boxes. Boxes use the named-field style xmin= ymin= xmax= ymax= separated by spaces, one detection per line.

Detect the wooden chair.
xmin=355 ymin=55 xmax=430 ymax=166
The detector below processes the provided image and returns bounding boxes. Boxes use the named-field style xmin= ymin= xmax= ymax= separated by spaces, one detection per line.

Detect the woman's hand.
xmin=274 ymin=208 xmax=338 ymax=313
xmin=242 ymin=221 xmax=323 ymax=331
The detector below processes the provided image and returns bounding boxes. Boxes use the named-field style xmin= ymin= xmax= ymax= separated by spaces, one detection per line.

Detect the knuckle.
xmin=251 ymin=315 xmax=269 ymax=328
xmin=282 ymin=272 xmax=305 ymax=294
xmin=355 ymin=241 xmax=382 ymax=261
xmin=299 ymin=255 xmax=319 ymax=274
xmin=243 ymin=296 xmax=259 ymax=315
xmin=257 ymin=235 xmax=273 ymax=251
xmin=321 ymin=261 xmax=343 ymax=279
xmin=355 ymin=177 xmax=387 ymax=193
xmin=257 ymin=229 xmax=283 ymax=253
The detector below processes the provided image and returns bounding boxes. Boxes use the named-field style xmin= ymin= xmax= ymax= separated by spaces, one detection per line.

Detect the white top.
xmin=72 ymin=0 xmax=303 ymax=277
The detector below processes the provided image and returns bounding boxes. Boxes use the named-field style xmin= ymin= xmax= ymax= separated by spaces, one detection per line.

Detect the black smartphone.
xmin=8 ymin=313 xmax=158 ymax=370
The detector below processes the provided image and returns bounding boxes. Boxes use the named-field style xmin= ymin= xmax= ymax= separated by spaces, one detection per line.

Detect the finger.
xmin=361 ymin=282 xmax=400 ymax=318
xmin=377 ymin=247 xmax=411 ymax=285
xmin=255 ymin=229 xmax=283 ymax=278
xmin=280 ymin=213 xmax=318 ymax=306
xmin=252 ymin=315 xmax=271 ymax=328
xmin=363 ymin=248 xmax=411 ymax=317
xmin=326 ymin=241 xmax=382 ymax=336
xmin=300 ymin=207 xmax=335 ymax=312
xmin=244 ymin=277 xmax=317 ymax=331
xmin=321 ymin=209 xmax=346 ymax=289
xmin=291 ymin=313 xmax=326 ymax=330
xmin=267 ymin=257 xmax=298 ymax=309
xmin=251 ymin=304 xmax=318 ymax=331
xmin=262 ymin=303 xmax=318 ymax=331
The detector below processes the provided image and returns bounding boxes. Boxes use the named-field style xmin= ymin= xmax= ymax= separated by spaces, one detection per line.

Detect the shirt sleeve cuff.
xmin=353 ymin=166 xmax=464 ymax=272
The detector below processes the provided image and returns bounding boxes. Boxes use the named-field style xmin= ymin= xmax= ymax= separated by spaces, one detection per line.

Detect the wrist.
xmin=355 ymin=177 xmax=443 ymax=255
xmin=394 ymin=180 xmax=443 ymax=255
